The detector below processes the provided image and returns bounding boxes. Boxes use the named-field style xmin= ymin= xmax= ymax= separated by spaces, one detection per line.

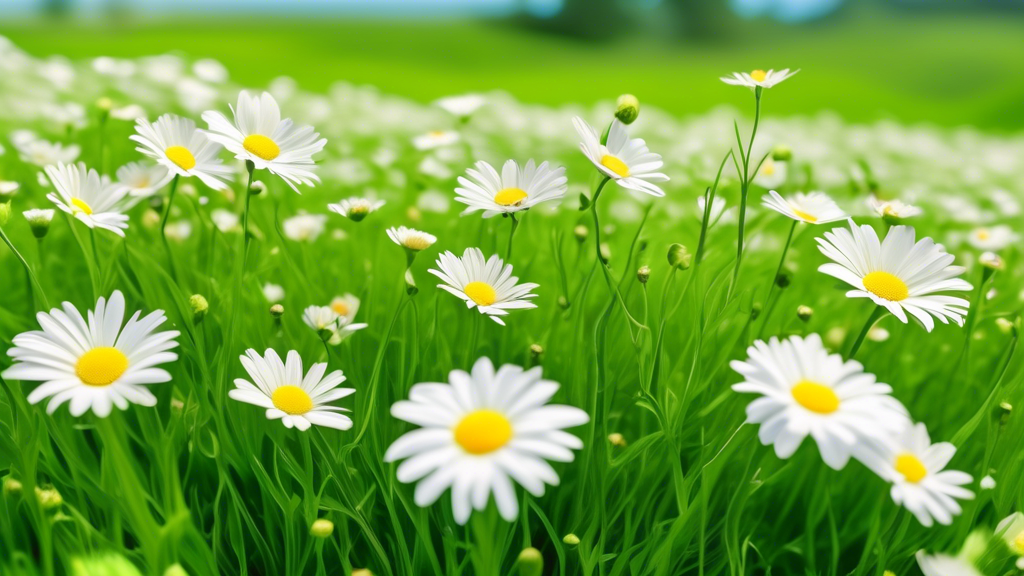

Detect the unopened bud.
xmin=979 ymin=475 xmax=996 ymax=490
xmin=270 ymin=304 xmax=285 ymax=318
xmin=310 ymin=518 xmax=334 ymax=538
xmin=557 ymin=295 xmax=569 ymax=310
xmin=23 ymin=209 xmax=55 ymax=238
xmin=615 ymin=94 xmax=640 ymax=125
xmin=0 ymin=201 xmax=10 ymax=226
xmin=997 ymin=401 xmax=1012 ymax=426
xmin=771 ymin=144 xmax=792 ymax=162
xmin=797 ymin=305 xmax=813 ymax=322
xmin=189 ymin=294 xmax=208 ymax=324
xmin=163 ymin=564 xmax=190 ymax=576
xmin=573 ymin=225 xmax=588 ymax=243
xmin=667 ymin=243 xmax=691 ymax=270
xmin=563 ymin=534 xmax=580 ymax=548
xmin=980 ymin=251 xmax=1004 ymax=272
xmin=35 ymin=486 xmax=62 ymax=510
xmin=406 ymin=206 xmax=422 ymax=223
xmin=608 ymin=432 xmax=627 ymax=447
xmin=405 ymin=268 xmax=419 ymax=296
xmin=0 ymin=181 xmax=19 ymax=199
xmin=637 ymin=265 xmax=650 ymax=285
xmin=250 ymin=180 xmax=267 ymax=196
xmin=142 ymin=209 xmax=161 ymax=229
xmin=96 ymin=97 xmax=114 ymax=112
xmin=530 ymin=344 xmax=543 ymax=359
xmin=775 ymin=273 xmax=791 ymax=289
xmin=3 ymin=477 xmax=22 ymax=496
xmin=750 ymin=302 xmax=763 ymax=321
xmin=517 ymin=547 xmax=543 ymax=576
xmin=599 ymin=243 xmax=611 ymax=263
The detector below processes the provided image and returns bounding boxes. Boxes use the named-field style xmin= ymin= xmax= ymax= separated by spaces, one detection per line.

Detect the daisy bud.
xmin=0 ymin=180 xmax=19 ymax=199
xmin=959 ymin=530 xmax=988 ymax=564
xmin=1017 ymin=558 xmax=1024 ymax=571
xmin=750 ymin=302 xmax=762 ymax=321
xmin=517 ymin=547 xmax=543 ymax=576
xmin=667 ymin=243 xmax=691 ymax=270
xmin=608 ymin=432 xmax=627 ymax=447
xmin=0 ymin=201 xmax=10 ymax=226
xmin=270 ymin=304 xmax=285 ymax=318
xmin=170 ymin=398 xmax=184 ymax=415
xmin=995 ymin=317 xmax=1015 ymax=335
xmin=352 ymin=570 xmax=373 ymax=576
xmin=637 ymin=265 xmax=651 ymax=285
xmin=979 ymin=251 xmax=1004 ymax=272
xmin=980 ymin=475 xmax=996 ymax=490
xmin=558 ymin=295 xmax=570 ymax=310
xmin=71 ymin=552 xmax=143 ymax=576
xmin=23 ymin=209 xmax=55 ymax=239
xmin=797 ymin=305 xmax=813 ymax=322
xmin=600 ymin=243 xmax=611 ymax=263
xmin=530 ymin=344 xmax=543 ymax=360
xmin=35 ymin=486 xmax=62 ymax=510
xmin=882 ymin=571 xmax=895 ymax=576
xmin=3 ymin=477 xmax=22 ymax=496
xmin=310 ymin=518 xmax=334 ymax=538
xmin=189 ymin=294 xmax=208 ymax=324
xmin=775 ymin=273 xmax=791 ymax=289
xmin=825 ymin=326 xmax=846 ymax=349
xmin=405 ymin=268 xmax=419 ymax=296
xmin=562 ymin=533 xmax=580 ymax=548
xmin=615 ymin=94 xmax=640 ymax=125
xmin=96 ymin=97 xmax=113 ymax=112
xmin=406 ymin=206 xmax=422 ymax=222
xmin=573 ymin=224 xmax=589 ymax=243
xmin=250 ymin=180 xmax=267 ymax=196
xmin=142 ymin=209 xmax=161 ymax=229
xmin=163 ymin=564 xmax=190 ymax=576
xmin=997 ymin=401 xmax=1012 ymax=426
xmin=868 ymin=327 xmax=890 ymax=342
xmin=771 ymin=144 xmax=792 ymax=162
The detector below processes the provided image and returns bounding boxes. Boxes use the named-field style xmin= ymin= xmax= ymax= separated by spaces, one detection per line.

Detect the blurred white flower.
xmin=192 ymin=58 xmax=228 ymax=83
xmin=263 ymin=283 xmax=285 ymax=303
xmin=412 ymin=130 xmax=459 ymax=151
xmin=966 ymin=225 xmax=1019 ymax=251
xmin=211 ymin=209 xmax=240 ymax=233
xmin=868 ymin=194 xmax=923 ymax=220
xmin=282 ymin=213 xmax=328 ymax=242
xmin=435 ymin=94 xmax=486 ymax=118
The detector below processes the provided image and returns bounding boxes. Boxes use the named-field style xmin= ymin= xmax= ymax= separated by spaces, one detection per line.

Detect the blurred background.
xmin=1 ymin=0 xmax=1023 ymax=131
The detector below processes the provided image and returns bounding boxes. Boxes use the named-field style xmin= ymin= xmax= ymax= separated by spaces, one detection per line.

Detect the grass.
xmin=0 ymin=23 xmax=1023 ymax=576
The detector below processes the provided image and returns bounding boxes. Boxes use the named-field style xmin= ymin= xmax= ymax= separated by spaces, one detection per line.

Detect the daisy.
xmin=817 ymin=220 xmax=973 ymax=331
xmin=868 ymin=194 xmax=922 ymax=220
xmin=754 ymin=158 xmax=787 ymax=189
xmin=966 ymin=225 xmax=1019 ymax=251
xmin=996 ymin=512 xmax=1024 ymax=555
xmin=384 ymin=356 xmax=589 ymax=524
xmin=720 ymin=68 xmax=799 ymax=90
xmin=229 ymin=349 xmax=354 ymax=431
xmin=323 ymin=296 xmax=369 ymax=344
xmin=328 ymin=197 xmax=385 ymax=222
xmin=730 ymin=334 xmax=909 ymax=470
xmin=45 ymin=162 xmax=130 ymax=236
xmin=455 ymin=159 xmax=567 ymax=218
xmin=2 ymin=291 xmax=179 ymax=417
xmin=573 ymin=117 xmax=668 ymax=197
xmin=854 ymin=422 xmax=974 ymax=527
xmin=202 ymin=90 xmax=327 ymax=192
xmin=115 ymin=161 xmax=173 ymax=206
xmin=387 ymin=226 xmax=436 ymax=252
xmin=282 ymin=213 xmax=327 ymax=242
xmin=0 ymin=181 xmax=19 ymax=198
xmin=428 ymin=248 xmax=538 ymax=326
xmin=131 ymin=114 xmax=232 ymax=191
xmin=210 ymin=209 xmax=240 ymax=233
xmin=303 ymin=305 xmax=340 ymax=336
xmin=435 ymin=94 xmax=486 ymax=118
xmin=696 ymin=195 xmax=728 ymax=227
xmin=17 ymin=139 xmax=80 ymax=167
xmin=412 ymin=130 xmax=459 ymax=151
xmin=915 ymin=552 xmax=983 ymax=576
xmin=762 ymin=190 xmax=847 ymax=224
xmin=263 ymin=283 xmax=285 ymax=303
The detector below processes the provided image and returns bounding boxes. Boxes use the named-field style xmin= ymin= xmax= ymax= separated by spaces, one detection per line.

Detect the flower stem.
xmin=0 ymin=225 xmax=49 ymax=310
xmin=730 ymin=87 xmax=763 ymax=297
xmin=241 ymin=161 xmax=256 ymax=271
xmin=159 ymin=174 xmax=181 ymax=282
xmin=848 ymin=306 xmax=885 ymax=359
xmin=757 ymin=219 xmax=798 ymax=338
xmin=505 ymin=213 xmax=519 ymax=262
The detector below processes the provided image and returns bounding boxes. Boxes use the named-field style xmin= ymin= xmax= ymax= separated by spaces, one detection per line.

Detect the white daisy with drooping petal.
xmin=730 ymin=334 xmax=909 ymax=470
xmin=429 ymin=248 xmax=539 ymax=326
xmin=817 ymin=220 xmax=973 ymax=331
xmin=915 ymin=551 xmax=983 ymax=576
xmin=762 ymin=190 xmax=847 ymax=225
xmin=966 ymin=225 xmax=1019 ymax=251
xmin=387 ymin=226 xmax=436 ymax=252
xmin=115 ymin=161 xmax=173 ymax=208
xmin=573 ymin=117 xmax=669 ymax=198
xmin=229 ymin=349 xmax=354 ymax=431
xmin=855 ymin=422 xmax=974 ymax=527
xmin=720 ymin=68 xmax=799 ymax=90
xmin=131 ymin=114 xmax=232 ymax=191
xmin=2 ymin=291 xmax=179 ymax=417
xmin=868 ymin=194 xmax=922 ymax=220
xmin=328 ymin=197 xmax=385 ymax=222
xmin=455 ymin=159 xmax=567 ymax=218
xmin=202 ymin=91 xmax=327 ymax=192
xmin=45 ymin=162 xmax=130 ymax=236
xmin=384 ymin=356 xmax=588 ymax=524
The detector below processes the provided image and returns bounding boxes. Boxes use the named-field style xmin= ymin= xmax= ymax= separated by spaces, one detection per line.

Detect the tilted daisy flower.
xmin=328 ymin=197 xmax=385 ymax=222
xmin=202 ymin=90 xmax=327 ymax=192
xmin=229 ymin=349 xmax=354 ymax=431
xmin=966 ymin=225 xmax=1019 ymax=251
xmin=387 ymin=226 xmax=436 ymax=252
xmin=429 ymin=248 xmax=539 ymax=326
xmin=384 ymin=356 xmax=589 ymax=524
xmin=730 ymin=334 xmax=909 ymax=470
xmin=817 ymin=220 xmax=972 ymax=331
xmin=45 ymin=162 xmax=130 ymax=236
xmin=572 ymin=117 xmax=669 ymax=197
xmin=131 ymin=114 xmax=232 ymax=191
xmin=754 ymin=158 xmax=787 ymax=189
xmin=868 ymin=194 xmax=922 ymax=220
xmin=762 ymin=190 xmax=847 ymax=224
xmin=455 ymin=159 xmax=567 ymax=218
xmin=854 ymin=422 xmax=974 ymax=527
xmin=915 ymin=551 xmax=983 ymax=576
xmin=303 ymin=305 xmax=340 ymax=336
xmin=2 ymin=291 xmax=179 ymax=417
xmin=115 ymin=161 xmax=173 ymax=208
xmin=325 ymin=295 xmax=369 ymax=345
xmin=720 ymin=68 xmax=799 ymax=90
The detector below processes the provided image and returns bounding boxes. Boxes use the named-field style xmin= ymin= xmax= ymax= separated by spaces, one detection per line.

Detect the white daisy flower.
xmin=855 ymin=422 xmax=974 ymax=527
xmin=210 ymin=209 xmax=240 ymax=233
xmin=109 ymin=104 xmax=147 ymax=121
xmin=45 ymin=162 xmax=129 ymax=237
xmin=263 ymin=283 xmax=285 ymax=303
xmin=412 ymin=130 xmax=459 ymax=151
xmin=384 ymin=356 xmax=589 ymax=524
xmin=18 ymin=139 xmax=80 ymax=167
xmin=817 ymin=220 xmax=973 ymax=331
xmin=762 ymin=190 xmax=847 ymax=224
xmin=202 ymin=90 xmax=327 ymax=192
xmin=435 ymin=94 xmax=486 ymax=118
xmin=720 ymin=68 xmax=799 ymax=90
xmin=0 ymin=181 xmax=19 ymax=198
xmin=730 ymin=334 xmax=909 ymax=470
xmin=996 ymin=512 xmax=1024 ymax=554
xmin=164 ymin=221 xmax=192 ymax=242
xmin=573 ymin=117 xmax=668 ymax=198
xmin=229 ymin=349 xmax=354 ymax=432
xmin=327 ymin=294 xmax=368 ymax=344
xmin=868 ymin=194 xmax=923 ymax=220
xmin=754 ymin=158 xmax=787 ymax=189
xmin=915 ymin=552 xmax=983 ymax=576
xmin=966 ymin=225 xmax=1019 ymax=251
xmin=428 ymin=248 xmax=538 ymax=326
xmin=303 ymin=305 xmax=340 ymax=334
xmin=387 ymin=226 xmax=436 ymax=252
xmin=282 ymin=213 xmax=327 ymax=243
xmin=2 ymin=291 xmax=179 ymax=417
xmin=455 ymin=159 xmax=567 ymax=218
xmin=131 ymin=114 xmax=232 ymax=191
xmin=328 ymin=197 xmax=385 ymax=222
xmin=115 ymin=161 xmax=173 ymax=206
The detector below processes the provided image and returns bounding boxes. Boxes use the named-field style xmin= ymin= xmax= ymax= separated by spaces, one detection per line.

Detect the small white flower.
xmin=996 ymin=512 xmax=1024 ymax=554
xmin=109 ymin=104 xmax=147 ymax=121
xmin=428 ymin=248 xmax=539 ymax=327
xmin=720 ymin=68 xmax=799 ymax=90
xmin=18 ymin=139 xmax=80 ymax=167
xmin=573 ymin=117 xmax=668 ymax=197
xmin=754 ymin=158 xmax=787 ymax=189
xmin=915 ymin=551 xmax=982 ymax=576
xmin=326 ymin=294 xmax=368 ymax=344
xmin=192 ymin=58 xmax=228 ymax=83
xmin=211 ymin=209 xmax=240 ymax=233
xmin=762 ymin=190 xmax=847 ymax=224
xmin=263 ymin=283 xmax=285 ymax=303
xmin=418 ymin=156 xmax=452 ymax=179
xmin=328 ymin=197 xmax=385 ymax=222
xmin=115 ymin=161 xmax=173 ymax=202
xmin=0 ymin=180 xmax=19 ymax=198
xmin=966 ymin=225 xmax=1019 ymax=251
xmin=868 ymin=194 xmax=922 ymax=220
xmin=435 ymin=94 xmax=486 ymax=118
xmin=45 ymin=162 xmax=129 ymax=237
xmin=282 ymin=213 xmax=327 ymax=243
xmin=164 ymin=221 xmax=192 ymax=242
xmin=413 ymin=130 xmax=459 ymax=151
xmin=979 ymin=475 xmax=996 ymax=490
xmin=387 ymin=226 xmax=436 ymax=252
xmin=455 ymin=159 xmax=567 ymax=218
xmin=417 ymin=190 xmax=451 ymax=214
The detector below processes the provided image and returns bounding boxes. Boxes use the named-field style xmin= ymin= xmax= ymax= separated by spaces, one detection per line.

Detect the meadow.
xmin=0 ymin=24 xmax=1022 ymax=576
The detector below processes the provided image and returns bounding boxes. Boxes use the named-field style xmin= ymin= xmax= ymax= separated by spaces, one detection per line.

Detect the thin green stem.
xmin=505 ymin=213 xmax=519 ymax=262
xmin=731 ymin=87 xmax=763 ymax=297
xmin=159 ymin=174 xmax=181 ymax=282
xmin=848 ymin=306 xmax=886 ymax=359
xmin=757 ymin=219 xmax=798 ymax=339
xmin=0 ymin=225 xmax=50 ymax=310
xmin=241 ymin=162 xmax=256 ymax=271
xmin=66 ymin=215 xmax=99 ymax=298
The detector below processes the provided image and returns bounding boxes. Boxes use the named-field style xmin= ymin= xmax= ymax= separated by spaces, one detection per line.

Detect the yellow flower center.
xmin=791 ymin=207 xmax=817 ymax=222
xmin=750 ymin=69 xmax=768 ymax=82
xmin=243 ymin=134 xmax=281 ymax=161
xmin=165 ymin=145 xmax=196 ymax=170
xmin=75 ymin=347 xmax=129 ymax=386
xmin=494 ymin=187 xmax=528 ymax=207
xmin=71 ymin=197 xmax=93 ymax=216
xmin=1012 ymin=531 xmax=1024 ymax=555
xmin=430 ymin=130 xmax=446 ymax=137
xmin=331 ymin=301 xmax=350 ymax=316
xmin=464 ymin=281 xmax=497 ymax=306
xmin=761 ymin=162 xmax=776 ymax=176
xmin=600 ymin=155 xmax=630 ymax=178
xmin=894 ymin=453 xmax=927 ymax=483
xmin=403 ymin=236 xmax=431 ymax=251
xmin=454 ymin=409 xmax=513 ymax=455
xmin=975 ymin=229 xmax=990 ymax=241
xmin=271 ymin=385 xmax=313 ymax=415
xmin=862 ymin=271 xmax=909 ymax=302
xmin=790 ymin=380 xmax=840 ymax=414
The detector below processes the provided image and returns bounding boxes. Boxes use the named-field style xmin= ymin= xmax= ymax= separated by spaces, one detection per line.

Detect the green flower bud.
xmin=23 ymin=209 xmax=55 ymax=239
xmin=563 ymin=533 xmax=580 ymax=548
xmin=573 ymin=225 xmax=588 ymax=243
xmin=310 ymin=518 xmax=334 ymax=538
xmin=771 ymin=144 xmax=792 ymax=162
xmin=615 ymin=94 xmax=640 ymax=125
xmin=750 ymin=302 xmax=763 ymax=321
xmin=608 ymin=432 xmax=627 ymax=447
xmin=599 ymin=243 xmax=611 ymax=264
xmin=96 ymin=97 xmax=114 ymax=112
xmin=250 ymin=180 xmax=267 ymax=196
xmin=997 ymin=401 xmax=1012 ymax=427
xmin=979 ymin=251 xmax=1004 ymax=272
xmin=517 ymin=547 xmax=543 ymax=576
xmin=352 ymin=569 xmax=374 ymax=576
xmin=775 ymin=273 xmax=791 ymax=289
xmin=270 ymin=304 xmax=285 ymax=318
xmin=637 ymin=265 xmax=651 ymax=285
xmin=530 ymin=344 xmax=543 ymax=359
xmin=3 ymin=477 xmax=22 ymax=496
xmin=35 ymin=486 xmax=62 ymax=510
xmin=797 ymin=305 xmax=813 ymax=322
xmin=163 ymin=564 xmax=190 ymax=576
xmin=189 ymin=294 xmax=208 ymax=324
xmin=557 ymin=295 xmax=570 ymax=310
xmin=667 ymin=243 xmax=691 ymax=270
xmin=405 ymin=268 xmax=419 ymax=296
xmin=0 ymin=201 xmax=10 ymax=226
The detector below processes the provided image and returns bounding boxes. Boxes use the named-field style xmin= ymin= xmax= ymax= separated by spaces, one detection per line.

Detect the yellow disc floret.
xmin=243 ymin=134 xmax=281 ymax=161
xmin=790 ymin=380 xmax=840 ymax=414
xmin=76 ymin=347 xmax=129 ymax=386
xmin=750 ymin=70 xmax=768 ymax=82
xmin=494 ymin=187 xmax=528 ymax=207
xmin=331 ymin=301 xmax=350 ymax=316
xmin=894 ymin=453 xmax=927 ymax=483
xmin=71 ymin=197 xmax=94 ymax=216
xmin=862 ymin=271 xmax=910 ymax=301
xmin=271 ymin=385 xmax=313 ymax=415
xmin=600 ymin=155 xmax=630 ymax=178
xmin=464 ymin=282 xmax=497 ymax=306
xmin=165 ymin=146 xmax=197 ymax=170
xmin=792 ymin=207 xmax=818 ymax=222
xmin=454 ymin=409 xmax=513 ymax=455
